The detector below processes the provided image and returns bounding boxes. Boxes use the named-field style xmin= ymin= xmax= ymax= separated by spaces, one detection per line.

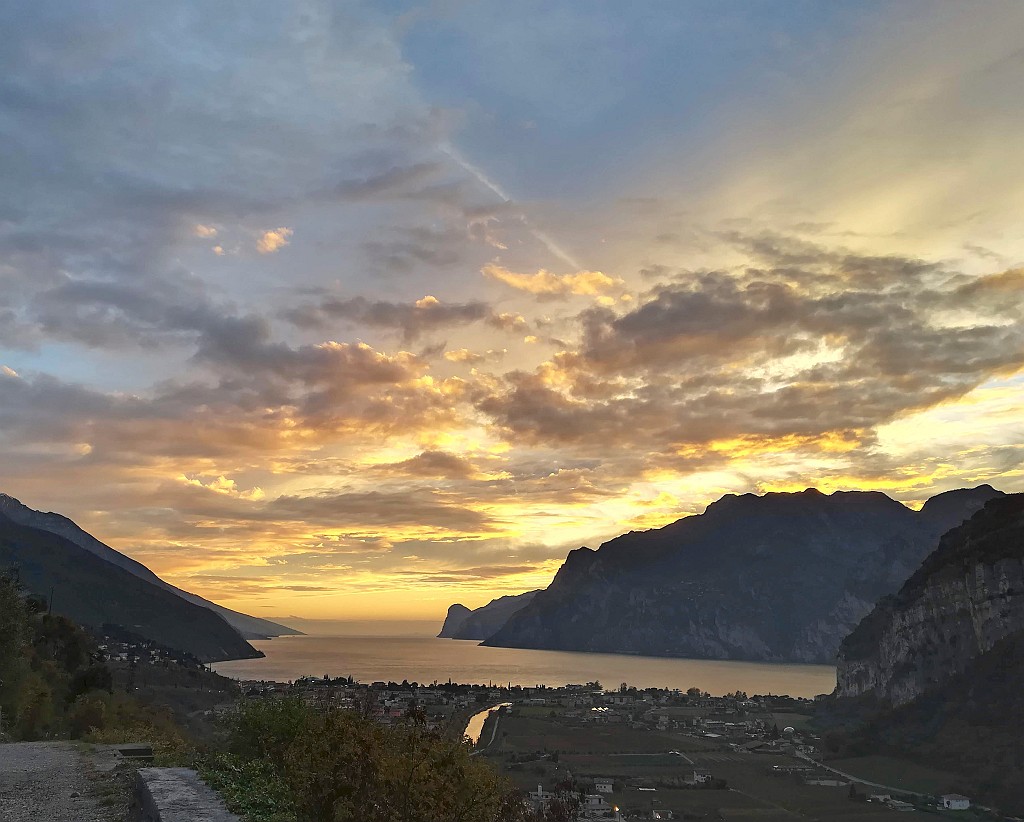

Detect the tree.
xmin=282 ymin=708 xmax=524 ymax=822
xmin=0 ymin=575 xmax=30 ymax=731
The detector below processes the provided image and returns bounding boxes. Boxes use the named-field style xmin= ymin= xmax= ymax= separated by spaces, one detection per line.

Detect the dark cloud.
xmin=326 ymin=163 xmax=446 ymax=200
xmin=264 ymin=489 xmax=494 ymax=533
xmin=386 ymin=450 xmax=480 ymax=479
xmin=282 ymin=295 xmax=494 ymax=342
xmin=477 ymin=241 xmax=1024 ymax=451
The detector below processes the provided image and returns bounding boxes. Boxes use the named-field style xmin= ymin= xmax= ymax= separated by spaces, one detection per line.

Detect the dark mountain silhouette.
xmin=437 ymin=604 xmax=473 ymax=638
xmin=437 ymin=591 xmax=539 ymax=639
xmin=481 ymin=486 xmax=1003 ymax=663
xmin=0 ymin=508 xmax=261 ymax=662
xmin=0 ymin=493 xmax=300 ymax=640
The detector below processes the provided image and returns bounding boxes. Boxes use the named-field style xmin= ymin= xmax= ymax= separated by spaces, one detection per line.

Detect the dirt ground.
xmin=0 ymin=741 xmax=128 ymax=822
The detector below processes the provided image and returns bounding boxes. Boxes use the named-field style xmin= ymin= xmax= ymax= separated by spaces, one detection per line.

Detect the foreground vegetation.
xmin=202 ymin=697 xmax=533 ymax=822
xmin=0 ymin=572 xmax=189 ymax=756
xmin=0 ymin=573 xmax=565 ymax=821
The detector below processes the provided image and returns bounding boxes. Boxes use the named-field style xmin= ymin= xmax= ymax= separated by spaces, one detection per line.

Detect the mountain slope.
xmin=0 ymin=510 xmax=261 ymax=662
xmin=836 ymin=492 xmax=1024 ymax=705
xmin=437 ymin=591 xmax=539 ymax=639
xmin=0 ymin=493 xmax=300 ymax=639
xmin=484 ymin=486 xmax=1004 ymax=663
xmin=830 ymin=494 xmax=1024 ymax=814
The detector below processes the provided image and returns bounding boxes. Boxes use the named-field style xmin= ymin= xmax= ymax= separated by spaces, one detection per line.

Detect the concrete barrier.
xmin=128 ymin=767 xmax=240 ymax=822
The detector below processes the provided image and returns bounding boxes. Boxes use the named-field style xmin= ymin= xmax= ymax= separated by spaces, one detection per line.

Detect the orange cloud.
xmin=256 ymin=227 xmax=293 ymax=254
xmin=482 ymin=263 xmax=624 ymax=298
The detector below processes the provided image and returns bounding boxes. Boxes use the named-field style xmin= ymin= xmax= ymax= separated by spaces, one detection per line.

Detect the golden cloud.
xmin=256 ymin=227 xmax=293 ymax=254
xmin=482 ymin=263 xmax=624 ymax=298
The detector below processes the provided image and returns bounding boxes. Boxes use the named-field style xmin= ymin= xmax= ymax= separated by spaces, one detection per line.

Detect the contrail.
xmin=440 ymin=143 xmax=581 ymax=270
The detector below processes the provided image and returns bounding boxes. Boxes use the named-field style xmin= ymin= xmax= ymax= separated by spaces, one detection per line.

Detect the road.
xmin=0 ymin=742 xmax=117 ymax=822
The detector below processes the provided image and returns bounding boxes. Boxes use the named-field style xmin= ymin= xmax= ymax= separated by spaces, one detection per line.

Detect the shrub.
xmin=227 ymin=697 xmax=308 ymax=769
xmin=199 ymin=753 xmax=296 ymax=822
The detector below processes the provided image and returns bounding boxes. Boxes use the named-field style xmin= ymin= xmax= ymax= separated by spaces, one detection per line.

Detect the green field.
xmin=498 ymin=713 xmax=698 ymax=754
xmin=490 ymin=709 xmax=957 ymax=820
xmin=772 ymin=712 xmax=815 ymax=731
xmin=827 ymin=755 xmax=960 ymax=795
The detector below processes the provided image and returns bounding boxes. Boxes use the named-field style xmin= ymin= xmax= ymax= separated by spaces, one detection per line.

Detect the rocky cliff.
xmin=437 ymin=591 xmax=539 ymax=639
xmin=836 ymin=493 xmax=1024 ymax=705
xmin=483 ymin=486 xmax=1003 ymax=663
xmin=437 ymin=604 xmax=473 ymax=637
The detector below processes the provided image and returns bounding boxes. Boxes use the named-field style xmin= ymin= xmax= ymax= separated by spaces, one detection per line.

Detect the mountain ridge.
xmin=0 ymin=492 xmax=301 ymax=640
xmin=0 ymin=508 xmax=261 ymax=662
xmin=477 ymin=485 xmax=1004 ymax=663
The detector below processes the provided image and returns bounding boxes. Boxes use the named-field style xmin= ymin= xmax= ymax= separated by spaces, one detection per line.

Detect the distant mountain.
xmin=483 ymin=486 xmax=1004 ymax=663
xmin=0 ymin=493 xmax=300 ymax=640
xmin=831 ymin=494 xmax=1024 ymax=813
xmin=437 ymin=604 xmax=473 ymax=638
xmin=437 ymin=591 xmax=539 ymax=639
xmin=0 ymin=509 xmax=261 ymax=662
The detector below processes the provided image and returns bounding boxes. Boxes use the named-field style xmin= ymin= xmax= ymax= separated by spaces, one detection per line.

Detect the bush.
xmin=199 ymin=753 xmax=296 ymax=822
xmin=83 ymin=693 xmax=189 ymax=763
xmin=67 ymin=693 xmax=107 ymax=737
xmin=226 ymin=697 xmax=309 ymax=769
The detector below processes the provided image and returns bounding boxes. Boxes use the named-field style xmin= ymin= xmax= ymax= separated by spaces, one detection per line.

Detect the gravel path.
xmin=0 ymin=742 xmax=116 ymax=822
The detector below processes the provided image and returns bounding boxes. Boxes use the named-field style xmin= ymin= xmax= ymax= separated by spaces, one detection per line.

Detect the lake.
xmin=212 ymin=631 xmax=836 ymax=698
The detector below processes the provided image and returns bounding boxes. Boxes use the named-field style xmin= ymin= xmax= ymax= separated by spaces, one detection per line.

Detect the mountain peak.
xmin=919 ymin=484 xmax=1006 ymax=534
xmin=436 ymin=603 xmax=473 ymax=638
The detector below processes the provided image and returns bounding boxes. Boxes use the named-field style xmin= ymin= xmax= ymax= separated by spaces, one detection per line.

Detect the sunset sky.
xmin=2 ymin=1 xmax=1023 ymax=621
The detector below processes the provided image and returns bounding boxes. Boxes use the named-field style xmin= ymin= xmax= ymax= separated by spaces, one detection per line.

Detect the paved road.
xmin=0 ymin=742 xmax=115 ymax=822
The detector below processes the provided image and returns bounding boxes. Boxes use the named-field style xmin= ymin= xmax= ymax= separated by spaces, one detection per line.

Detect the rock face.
xmin=483 ymin=486 xmax=1004 ymax=663
xmin=437 ymin=604 xmax=473 ymax=638
xmin=0 ymin=507 xmax=262 ymax=663
xmin=0 ymin=493 xmax=301 ymax=640
xmin=437 ymin=592 xmax=539 ymax=640
xmin=836 ymin=493 xmax=1024 ymax=705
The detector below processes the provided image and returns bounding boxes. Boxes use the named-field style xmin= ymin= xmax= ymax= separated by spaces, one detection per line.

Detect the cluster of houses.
xmin=229 ymin=677 xmax=984 ymax=818
xmin=527 ymin=784 xmax=621 ymax=821
xmin=96 ymin=636 xmax=187 ymax=667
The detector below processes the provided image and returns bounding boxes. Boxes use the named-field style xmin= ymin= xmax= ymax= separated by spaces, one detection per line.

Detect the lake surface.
xmin=212 ymin=633 xmax=836 ymax=698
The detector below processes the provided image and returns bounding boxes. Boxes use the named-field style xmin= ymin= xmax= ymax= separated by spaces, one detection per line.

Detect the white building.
xmin=594 ymin=779 xmax=614 ymax=794
xmin=941 ymin=794 xmax=971 ymax=810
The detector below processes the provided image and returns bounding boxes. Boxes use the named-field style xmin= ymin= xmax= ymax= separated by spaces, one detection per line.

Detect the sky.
xmin=2 ymin=0 xmax=1024 ymax=621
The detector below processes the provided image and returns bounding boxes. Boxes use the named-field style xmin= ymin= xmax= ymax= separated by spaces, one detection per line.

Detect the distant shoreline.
xmin=211 ymin=633 xmax=836 ymax=697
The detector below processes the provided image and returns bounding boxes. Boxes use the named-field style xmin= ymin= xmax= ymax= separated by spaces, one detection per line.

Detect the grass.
xmin=826 ymin=754 xmax=960 ymax=795
xmin=197 ymin=753 xmax=296 ymax=822
xmin=498 ymin=713 xmax=699 ymax=755
xmin=771 ymin=712 xmax=815 ymax=731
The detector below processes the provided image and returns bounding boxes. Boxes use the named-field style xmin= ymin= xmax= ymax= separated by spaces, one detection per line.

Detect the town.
xmin=229 ymin=675 xmax=992 ymax=821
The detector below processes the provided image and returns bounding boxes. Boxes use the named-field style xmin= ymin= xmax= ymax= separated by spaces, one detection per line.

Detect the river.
xmin=464 ymin=703 xmax=513 ymax=744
